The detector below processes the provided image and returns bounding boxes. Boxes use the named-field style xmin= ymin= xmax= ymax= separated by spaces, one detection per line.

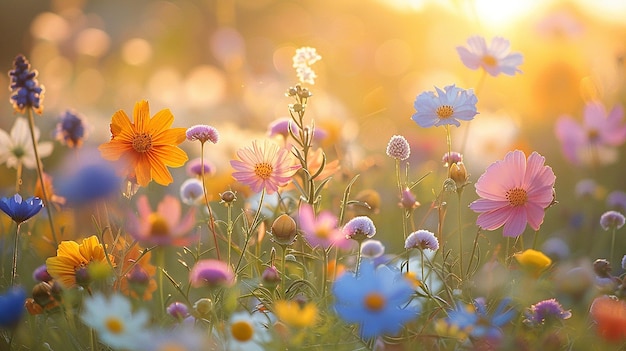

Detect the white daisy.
xmin=80 ymin=293 xmax=151 ymax=350
xmin=226 ymin=311 xmax=271 ymax=351
xmin=0 ymin=117 xmax=53 ymax=169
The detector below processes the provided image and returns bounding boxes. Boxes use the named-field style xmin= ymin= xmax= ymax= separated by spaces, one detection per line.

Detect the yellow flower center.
xmin=506 ymin=187 xmax=528 ymax=207
xmin=436 ymin=105 xmax=454 ymax=119
xmin=132 ymin=133 xmax=152 ymax=153
xmin=588 ymin=129 xmax=600 ymax=142
xmin=481 ymin=54 xmax=497 ymax=67
xmin=254 ymin=162 xmax=273 ymax=180
xmin=314 ymin=227 xmax=330 ymax=239
xmin=364 ymin=292 xmax=386 ymax=311
xmin=105 ymin=317 xmax=124 ymax=334
xmin=231 ymin=320 xmax=254 ymax=342
xmin=148 ymin=213 xmax=170 ymax=236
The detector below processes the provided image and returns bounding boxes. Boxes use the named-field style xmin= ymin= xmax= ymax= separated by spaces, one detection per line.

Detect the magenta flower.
xmin=298 ymin=204 xmax=353 ymax=250
xmin=127 ymin=195 xmax=197 ymax=246
xmin=555 ymin=102 xmax=626 ymax=165
xmin=189 ymin=259 xmax=235 ymax=288
xmin=411 ymin=85 xmax=478 ymax=128
xmin=456 ymin=36 xmax=523 ymax=77
xmin=230 ymin=139 xmax=301 ymax=194
xmin=469 ymin=150 xmax=556 ymax=237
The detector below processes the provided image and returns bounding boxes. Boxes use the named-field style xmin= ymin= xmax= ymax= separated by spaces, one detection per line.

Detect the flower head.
xmin=227 ymin=311 xmax=271 ymax=351
xmin=399 ymin=187 xmax=420 ymax=210
xmin=332 ymin=260 xmax=418 ymax=339
xmin=0 ymin=287 xmax=26 ymax=328
xmin=127 ymin=195 xmax=197 ymax=247
xmin=343 ymin=216 xmax=376 ymax=242
xmin=411 ymin=85 xmax=478 ymax=128
xmin=293 ymin=47 xmax=321 ymax=85
xmin=469 ymin=150 xmax=556 ymax=237
xmin=0 ymin=117 xmax=53 ymax=169
xmin=56 ymin=160 xmax=122 ymax=206
xmin=360 ymin=240 xmax=385 ymax=259
xmin=524 ymin=299 xmax=571 ymax=327
xmin=180 ymin=178 xmax=205 ymax=205
xmin=98 ymin=100 xmax=188 ymax=187
xmin=405 ymin=230 xmax=439 ymax=251
xmin=0 ymin=194 xmax=43 ymax=224
xmin=555 ymin=102 xmax=626 ymax=166
xmin=299 ymin=204 xmax=352 ymax=250
xmin=166 ymin=302 xmax=190 ymax=320
xmin=590 ymin=296 xmax=626 ymax=342
xmin=607 ymin=190 xmax=626 ymax=211
xmin=437 ymin=298 xmax=515 ymax=342
xmin=600 ymin=210 xmax=625 ymax=231
xmin=55 ymin=110 xmax=87 ymax=148
xmin=442 ymin=151 xmax=463 ymax=167
xmin=81 ymin=293 xmax=151 ymax=350
xmin=514 ymin=249 xmax=552 ymax=277
xmin=186 ymin=124 xmax=219 ymax=144
xmin=386 ymin=135 xmax=410 ymax=160
xmin=189 ymin=259 xmax=235 ymax=288
xmin=274 ymin=299 xmax=319 ymax=328
xmin=8 ymin=54 xmax=45 ymax=114
xmin=186 ymin=157 xmax=216 ymax=178
xmin=456 ymin=36 xmax=523 ymax=76
xmin=230 ymin=139 xmax=301 ymax=195
xmin=46 ymin=235 xmax=115 ymax=288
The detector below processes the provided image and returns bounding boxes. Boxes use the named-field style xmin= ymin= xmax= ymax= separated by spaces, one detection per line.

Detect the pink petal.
xmin=469 ymin=198 xmax=509 ymax=212
xmin=525 ymin=202 xmax=546 ymax=230
xmin=502 ymin=207 xmax=528 ymax=237
xmin=476 ymin=206 xmax=512 ymax=231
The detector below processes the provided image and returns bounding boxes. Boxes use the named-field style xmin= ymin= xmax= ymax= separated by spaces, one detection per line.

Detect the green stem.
xmin=227 ymin=203 xmax=233 ymax=268
xmin=26 ymin=107 xmax=58 ymax=246
xmin=466 ymin=228 xmax=481 ymax=277
xmin=157 ymin=247 xmax=165 ymax=316
xmin=611 ymin=227 xmax=617 ymax=269
xmin=532 ymin=230 xmax=539 ymax=250
xmin=457 ymin=192 xmax=464 ymax=281
xmin=200 ymin=143 xmax=220 ymax=260
xmin=355 ymin=240 xmax=363 ymax=277
xmin=11 ymin=223 xmax=21 ymax=286
xmin=15 ymin=161 xmax=22 ymax=193
xmin=281 ymin=244 xmax=288 ymax=298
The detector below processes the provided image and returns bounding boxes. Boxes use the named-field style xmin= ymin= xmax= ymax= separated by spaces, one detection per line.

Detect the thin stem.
xmin=532 ymin=230 xmax=539 ymax=250
xmin=26 ymin=107 xmax=58 ymax=246
xmin=15 ymin=161 xmax=22 ymax=193
xmin=157 ymin=247 xmax=165 ymax=317
xmin=200 ymin=143 xmax=221 ymax=260
xmin=281 ymin=244 xmax=288 ymax=297
xmin=11 ymin=223 xmax=21 ymax=286
xmin=611 ymin=227 xmax=617 ymax=269
xmin=466 ymin=228 xmax=481 ymax=277
xmin=457 ymin=192 xmax=464 ymax=281
xmin=444 ymin=126 xmax=452 ymax=178
xmin=421 ymin=249 xmax=425 ymax=282
xmin=355 ymin=241 xmax=363 ymax=276
xmin=227 ymin=203 xmax=233 ymax=268
xmin=322 ymin=247 xmax=330 ymax=299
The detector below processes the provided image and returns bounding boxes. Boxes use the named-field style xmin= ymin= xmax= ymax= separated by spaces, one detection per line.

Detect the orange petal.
xmin=149 ymin=108 xmax=174 ymax=136
xmin=148 ymin=155 xmax=174 ymax=185
xmin=153 ymin=127 xmax=187 ymax=145
xmin=133 ymin=100 xmax=151 ymax=133
xmin=135 ymin=153 xmax=153 ymax=187
xmin=151 ymin=145 xmax=188 ymax=167
xmin=98 ymin=141 xmax=133 ymax=161
xmin=110 ymin=110 xmax=134 ymax=137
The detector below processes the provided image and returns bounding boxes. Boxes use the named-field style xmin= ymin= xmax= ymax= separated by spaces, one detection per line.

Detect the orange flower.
xmin=98 ymin=100 xmax=188 ymax=187
xmin=590 ymin=296 xmax=626 ymax=342
xmin=46 ymin=235 xmax=115 ymax=288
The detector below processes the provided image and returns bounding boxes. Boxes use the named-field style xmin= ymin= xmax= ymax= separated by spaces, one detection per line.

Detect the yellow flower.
xmin=274 ymin=300 xmax=318 ymax=328
xmin=514 ymin=249 xmax=552 ymax=277
xmin=46 ymin=235 xmax=115 ymax=288
xmin=98 ymin=100 xmax=188 ymax=187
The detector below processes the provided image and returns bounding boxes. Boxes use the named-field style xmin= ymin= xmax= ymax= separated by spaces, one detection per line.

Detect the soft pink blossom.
xmin=127 ymin=195 xmax=197 ymax=246
xmin=298 ymin=204 xmax=353 ymax=250
xmin=555 ymin=102 xmax=626 ymax=165
xmin=456 ymin=36 xmax=523 ymax=76
xmin=230 ymin=139 xmax=301 ymax=194
xmin=469 ymin=150 xmax=556 ymax=237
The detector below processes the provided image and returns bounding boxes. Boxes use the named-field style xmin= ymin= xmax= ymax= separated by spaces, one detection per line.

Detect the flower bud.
xmin=271 ymin=214 xmax=297 ymax=245
xmin=193 ymin=298 xmax=213 ymax=316
xmin=449 ymin=162 xmax=468 ymax=190
xmin=220 ymin=190 xmax=237 ymax=204
xmin=261 ymin=266 xmax=281 ymax=288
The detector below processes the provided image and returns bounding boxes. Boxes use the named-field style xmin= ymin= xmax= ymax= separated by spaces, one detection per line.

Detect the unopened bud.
xmin=271 ymin=214 xmax=297 ymax=245
xmin=449 ymin=162 xmax=468 ymax=190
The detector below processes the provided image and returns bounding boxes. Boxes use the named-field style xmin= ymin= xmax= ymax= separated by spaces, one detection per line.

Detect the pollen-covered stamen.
xmin=105 ymin=317 xmax=125 ymax=334
xmin=254 ymin=162 xmax=273 ymax=180
xmin=481 ymin=54 xmax=497 ymax=67
xmin=364 ymin=292 xmax=386 ymax=311
xmin=436 ymin=105 xmax=454 ymax=119
xmin=588 ymin=129 xmax=600 ymax=142
xmin=506 ymin=187 xmax=528 ymax=207
xmin=148 ymin=213 xmax=170 ymax=236
xmin=132 ymin=133 xmax=152 ymax=153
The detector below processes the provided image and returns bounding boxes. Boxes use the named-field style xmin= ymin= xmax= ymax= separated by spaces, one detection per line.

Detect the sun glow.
xmin=468 ymin=0 xmax=547 ymax=30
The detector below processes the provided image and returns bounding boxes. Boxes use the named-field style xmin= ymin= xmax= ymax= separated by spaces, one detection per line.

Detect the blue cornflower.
xmin=8 ymin=55 xmax=45 ymax=114
xmin=411 ymin=85 xmax=478 ymax=128
xmin=0 ymin=194 xmax=44 ymax=224
xmin=57 ymin=162 xmax=122 ymax=205
xmin=55 ymin=110 xmax=87 ymax=148
xmin=438 ymin=298 xmax=516 ymax=341
xmin=332 ymin=260 xmax=418 ymax=339
xmin=0 ymin=287 xmax=26 ymax=328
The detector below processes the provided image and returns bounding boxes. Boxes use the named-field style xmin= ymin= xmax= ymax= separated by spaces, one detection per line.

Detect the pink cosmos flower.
xmin=456 ymin=36 xmax=523 ymax=77
xmin=555 ymin=102 xmax=626 ymax=165
xmin=127 ymin=195 xmax=197 ymax=246
xmin=189 ymin=259 xmax=235 ymax=288
xmin=298 ymin=204 xmax=353 ymax=250
xmin=230 ymin=139 xmax=301 ymax=194
xmin=469 ymin=150 xmax=556 ymax=237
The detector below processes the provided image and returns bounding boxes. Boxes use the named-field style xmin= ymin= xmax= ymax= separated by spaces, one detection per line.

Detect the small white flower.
xmin=0 ymin=117 xmax=53 ymax=169
xmin=292 ymin=47 xmax=321 ymax=67
xmin=226 ymin=311 xmax=271 ymax=351
xmin=81 ymin=293 xmax=151 ymax=350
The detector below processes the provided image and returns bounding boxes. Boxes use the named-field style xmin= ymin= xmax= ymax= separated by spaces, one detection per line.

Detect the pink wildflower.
xmin=456 ymin=36 xmax=523 ymax=76
xmin=469 ymin=150 xmax=556 ymax=237
xmin=298 ymin=204 xmax=353 ymax=250
xmin=127 ymin=195 xmax=197 ymax=246
xmin=555 ymin=102 xmax=626 ymax=165
xmin=230 ymin=139 xmax=301 ymax=194
xmin=189 ymin=259 xmax=235 ymax=288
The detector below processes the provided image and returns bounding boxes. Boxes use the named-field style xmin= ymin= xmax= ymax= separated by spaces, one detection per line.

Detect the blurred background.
xmin=1 ymin=0 xmax=626 ymax=258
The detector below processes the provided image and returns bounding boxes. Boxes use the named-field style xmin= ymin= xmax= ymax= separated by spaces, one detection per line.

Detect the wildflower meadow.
xmin=2 ymin=1 xmax=626 ymax=350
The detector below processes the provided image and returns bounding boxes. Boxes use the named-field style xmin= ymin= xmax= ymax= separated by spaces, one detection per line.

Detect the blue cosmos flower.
xmin=0 ymin=194 xmax=44 ymax=224
xmin=0 ymin=287 xmax=26 ymax=328
xmin=441 ymin=297 xmax=516 ymax=341
xmin=57 ymin=162 xmax=122 ymax=205
xmin=8 ymin=55 xmax=45 ymax=114
xmin=411 ymin=85 xmax=478 ymax=128
xmin=332 ymin=260 xmax=418 ymax=339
